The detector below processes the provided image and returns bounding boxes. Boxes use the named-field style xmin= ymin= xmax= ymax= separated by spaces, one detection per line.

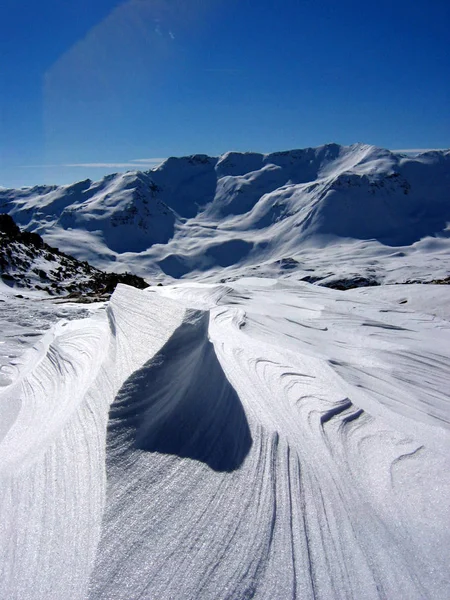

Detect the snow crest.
xmin=1 ymin=281 xmax=450 ymax=599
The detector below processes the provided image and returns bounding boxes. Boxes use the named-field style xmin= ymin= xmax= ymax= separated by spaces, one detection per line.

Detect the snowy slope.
xmin=1 ymin=281 xmax=450 ymax=599
xmin=0 ymin=280 xmax=98 ymax=387
xmin=0 ymin=213 xmax=149 ymax=297
xmin=0 ymin=172 xmax=176 ymax=262
xmin=0 ymin=213 xmax=104 ymax=295
xmin=1 ymin=144 xmax=449 ymax=283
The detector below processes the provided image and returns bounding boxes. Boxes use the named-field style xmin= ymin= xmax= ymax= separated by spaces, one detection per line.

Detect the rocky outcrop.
xmin=0 ymin=214 xmax=148 ymax=298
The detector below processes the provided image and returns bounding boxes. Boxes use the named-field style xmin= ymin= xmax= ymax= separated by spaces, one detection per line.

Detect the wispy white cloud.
xmin=64 ymin=163 xmax=147 ymax=168
xmin=130 ymin=158 xmax=167 ymax=164
xmin=21 ymin=158 xmax=166 ymax=169
xmin=65 ymin=160 xmax=164 ymax=168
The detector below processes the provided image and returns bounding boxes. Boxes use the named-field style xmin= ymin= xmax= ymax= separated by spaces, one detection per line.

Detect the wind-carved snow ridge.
xmin=0 ymin=285 xmax=185 ymax=600
xmin=0 ymin=314 xmax=112 ymax=600
xmin=91 ymin=281 xmax=450 ymax=600
xmin=107 ymin=309 xmax=252 ymax=472
xmin=2 ymin=281 xmax=450 ymax=599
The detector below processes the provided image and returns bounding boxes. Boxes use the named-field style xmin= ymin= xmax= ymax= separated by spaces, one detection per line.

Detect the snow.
xmin=1 ymin=144 xmax=449 ymax=282
xmin=1 ymin=280 xmax=449 ymax=599
xmin=1 ymin=142 xmax=450 ymax=598
xmin=0 ymin=281 xmax=98 ymax=386
xmin=344 ymin=282 xmax=450 ymax=320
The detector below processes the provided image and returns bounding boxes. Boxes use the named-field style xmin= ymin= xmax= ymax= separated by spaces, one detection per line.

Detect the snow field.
xmin=1 ymin=281 xmax=450 ymax=599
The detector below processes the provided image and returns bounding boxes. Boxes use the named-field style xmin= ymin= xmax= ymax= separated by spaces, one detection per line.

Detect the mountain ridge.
xmin=0 ymin=213 xmax=148 ymax=297
xmin=1 ymin=143 xmax=449 ymax=284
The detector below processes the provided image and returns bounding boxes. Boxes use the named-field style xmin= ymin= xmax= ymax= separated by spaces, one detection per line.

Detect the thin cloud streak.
xmin=131 ymin=158 xmax=167 ymax=163
xmin=64 ymin=161 xmax=164 ymax=168
xmin=20 ymin=159 xmax=166 ymax=169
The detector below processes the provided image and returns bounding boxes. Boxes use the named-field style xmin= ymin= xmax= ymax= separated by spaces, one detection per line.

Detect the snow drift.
xmin=108 ymin=308 xmax=252 ymax=472
xmin=1 ymin=280 xmax=450 ymax=599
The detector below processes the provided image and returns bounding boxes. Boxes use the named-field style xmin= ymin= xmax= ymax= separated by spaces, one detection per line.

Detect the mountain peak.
xmin=1 ymin=143 xmax=449 ymax=284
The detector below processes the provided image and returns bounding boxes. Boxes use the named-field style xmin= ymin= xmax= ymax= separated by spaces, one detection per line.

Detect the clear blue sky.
xmin=1 ymin=0 xmax=449 ymax=188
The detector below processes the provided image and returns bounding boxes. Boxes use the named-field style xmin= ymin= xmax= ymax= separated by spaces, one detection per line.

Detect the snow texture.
xmin=1 ymin=280 xmax=450 ymax=599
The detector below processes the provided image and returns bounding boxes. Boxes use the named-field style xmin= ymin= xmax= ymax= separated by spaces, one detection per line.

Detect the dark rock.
xmin=0 ymin=214 xmax=21 ymax=236
xmin=301 ymin=274 xmax=323 ymax=284
xmin=0 ymin=213 xmax=150 ymax=296
xmin=321 ymin=277 xmax=380 ymax=291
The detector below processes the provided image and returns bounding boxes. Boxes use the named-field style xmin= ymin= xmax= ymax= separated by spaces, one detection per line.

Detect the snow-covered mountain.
xmin=0 ymin=213 xmax=148 ymax=297
xmin=1 ymin=143 xmax=449 ymax=284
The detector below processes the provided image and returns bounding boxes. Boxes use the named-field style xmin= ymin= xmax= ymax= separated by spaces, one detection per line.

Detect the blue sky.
xmin=1 ymin=0 xmax=449 ymax=188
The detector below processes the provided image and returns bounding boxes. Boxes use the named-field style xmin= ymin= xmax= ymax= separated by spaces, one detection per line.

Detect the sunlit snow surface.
xmin=1 ymin=280 xmax=450 ymax=599
xmin=2 ymin=144 xmax=450 ymax=284
xmin=0 ymin=283 xmax=101 ymax=387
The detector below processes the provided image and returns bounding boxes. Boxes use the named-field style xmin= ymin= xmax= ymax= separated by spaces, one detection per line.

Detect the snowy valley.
xmin=0 ymin=143 xmax=450 ymax=599
xmin=1 ymin=143 xmax=450 ymax=285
